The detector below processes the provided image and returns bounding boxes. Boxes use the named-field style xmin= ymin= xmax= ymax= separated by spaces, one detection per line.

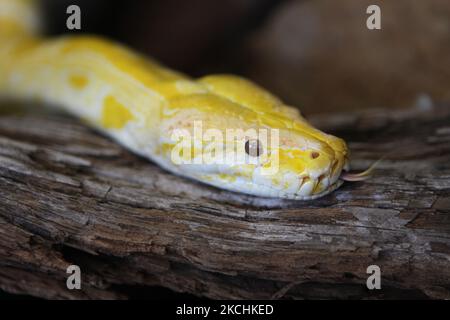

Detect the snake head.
xmin=233 ymin=116 xmax=350 ymax=200
xmin=158 ymin=76 xmax=350 ymax=200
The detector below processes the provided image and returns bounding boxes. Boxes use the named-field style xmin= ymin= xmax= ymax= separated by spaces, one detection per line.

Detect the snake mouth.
xmin=296 ymin=178 xmax=343 ymax=200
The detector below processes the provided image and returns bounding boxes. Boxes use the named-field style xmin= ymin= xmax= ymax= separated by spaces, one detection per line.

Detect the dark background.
xmin=41 ymin=0 xmax=450 ymax=115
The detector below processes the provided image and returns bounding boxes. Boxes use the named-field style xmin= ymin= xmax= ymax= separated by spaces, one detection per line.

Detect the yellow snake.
xmin=0 ymin=0 xmax=368 ymax=200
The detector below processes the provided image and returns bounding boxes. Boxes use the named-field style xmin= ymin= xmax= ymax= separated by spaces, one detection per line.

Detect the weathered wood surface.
xmin=0 ymin=103 xmax=449 ymax=299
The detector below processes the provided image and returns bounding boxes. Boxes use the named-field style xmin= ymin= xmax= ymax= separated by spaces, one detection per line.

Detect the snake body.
xmin=0 ymin=0 xmax=352 ymax=200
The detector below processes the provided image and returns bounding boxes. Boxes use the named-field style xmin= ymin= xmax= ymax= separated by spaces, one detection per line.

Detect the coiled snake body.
xmin=0 ymin=0 xmax=360 ymax=200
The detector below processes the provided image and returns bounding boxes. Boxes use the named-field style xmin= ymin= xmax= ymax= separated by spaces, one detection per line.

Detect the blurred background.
xmin=41 ymin=0 xmax=450 ymax=115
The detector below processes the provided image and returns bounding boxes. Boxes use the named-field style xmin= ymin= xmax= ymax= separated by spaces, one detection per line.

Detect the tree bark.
xmin=0 ymin=103 xmax=449 ymax=299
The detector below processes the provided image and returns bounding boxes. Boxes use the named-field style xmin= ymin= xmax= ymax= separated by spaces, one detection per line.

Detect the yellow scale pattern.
xmin=0 ymin=0 xmax=350 ymax=200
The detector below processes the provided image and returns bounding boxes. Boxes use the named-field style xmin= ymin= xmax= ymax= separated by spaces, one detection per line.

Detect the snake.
xmin=0 ymin=0 xmax=371 ymax=200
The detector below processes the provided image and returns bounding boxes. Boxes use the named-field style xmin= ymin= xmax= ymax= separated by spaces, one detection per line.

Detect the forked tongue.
xmin=340 ymin=158 xmax=382 ymax=182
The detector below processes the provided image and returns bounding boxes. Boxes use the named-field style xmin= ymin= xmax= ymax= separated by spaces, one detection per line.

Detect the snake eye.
xmin=245 ymin=139 xmax=263 ymax=157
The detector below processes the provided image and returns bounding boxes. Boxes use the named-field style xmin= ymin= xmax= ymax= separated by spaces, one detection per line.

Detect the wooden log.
xmin=0 ymin=103 xmax=449 ymax=299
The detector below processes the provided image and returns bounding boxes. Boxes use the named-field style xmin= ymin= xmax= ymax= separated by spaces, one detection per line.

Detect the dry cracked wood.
xmin=0 ymin=103 xmax=449 ymax=299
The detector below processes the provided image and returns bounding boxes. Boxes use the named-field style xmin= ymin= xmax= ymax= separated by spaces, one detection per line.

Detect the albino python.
xmin=0 ymin=0 xmax=369 ymax=200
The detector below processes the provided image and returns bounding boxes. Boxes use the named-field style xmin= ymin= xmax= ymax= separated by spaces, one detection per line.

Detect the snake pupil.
xmin=245 ymin=139 xmax=262 ymax=157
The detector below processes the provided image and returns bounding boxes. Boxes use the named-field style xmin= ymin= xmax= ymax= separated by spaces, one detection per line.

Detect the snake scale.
xmin=0 ymin=0 xmax=369 ymax=200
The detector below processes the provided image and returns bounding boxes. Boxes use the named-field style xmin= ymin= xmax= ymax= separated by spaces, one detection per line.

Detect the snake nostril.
xmin=311 ymin=151 xmax=320 ymax=159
